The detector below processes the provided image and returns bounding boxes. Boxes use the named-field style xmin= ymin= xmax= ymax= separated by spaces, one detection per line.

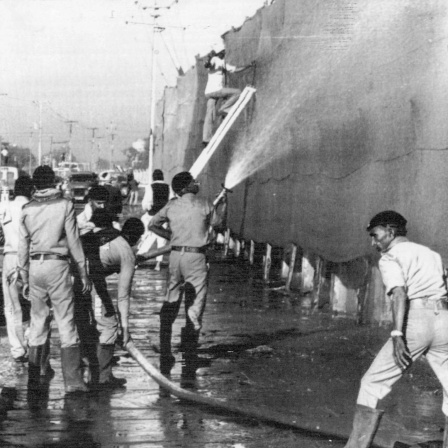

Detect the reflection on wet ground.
xmin=0 ymin=207 xmax=445 ymax=447
xmin=0 ymin=249 xmax=348 ymax=448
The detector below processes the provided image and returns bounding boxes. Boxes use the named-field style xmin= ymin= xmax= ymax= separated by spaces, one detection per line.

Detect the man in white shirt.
xmin=202 ymin=45 xmax=254 ymax=144
xmin=0 ymin=176 xmax=33 ymax=362
xmin=139 ymin=169 xmax=170 ymax=271
xmin=344 ymin=211 xmax=448 ymax=448
xmin=77 ymin=186 xmax=109 ymax=235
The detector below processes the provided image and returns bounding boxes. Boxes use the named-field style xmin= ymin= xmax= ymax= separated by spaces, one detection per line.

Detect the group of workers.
xmin=1 ymin=164 xmax=227 ymax=397
xmin=2 ymin=159 xmax=448 ymax=446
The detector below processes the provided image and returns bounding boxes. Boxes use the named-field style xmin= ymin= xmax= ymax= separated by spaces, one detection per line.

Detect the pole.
xmin=28 ymin=131 xmax=33 ymax=174
xmin=285 ymin=244 xmax=297 ymax=292
xmin=37 ymin=101 xmax=43 ymax=166
xmin=109 ymin=132 xmax=115 ymax=170
xmin=49 ymin=136 xmax=53 ymax=166
xmin=89 ymin=127 xmax=98 ymax=171
xmin=263 ymin=243 xmax=272 ymax=283
xmin=65 ymin=120 xmax=77 ymax=163
xmin=148 ymin=19 xmax=157 ymax=182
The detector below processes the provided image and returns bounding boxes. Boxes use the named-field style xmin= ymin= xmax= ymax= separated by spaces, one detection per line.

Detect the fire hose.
xmin=131 ymin=222 xmax=393 ymax=446
xmin=125 ymin=340 xmax=361 ymax=445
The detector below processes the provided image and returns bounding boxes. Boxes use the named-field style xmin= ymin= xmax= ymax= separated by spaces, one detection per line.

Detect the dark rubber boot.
xmin=344 ymin=404 xmax=383 ymax=448
xmin=81 ymin=343 xmax=99 ymax=385
xmin=182 ymin=326 xmax=208 ymax=383
xmin=96 ymin=344 xmax=126 ymax=388
xmin=39 ymin=338 xmax=54 ymax=383
xmin=160 ymin=324 xmax=175 ymax=375
xmin=28 ymin=342 xmax=54 ymax=388
xmin=159 ymin=302 xmax=179 ymax=375
xmin=61 ymin=346 xmax=89 ymax=394
xmin=28 ymin=345 xmax=43 ymax=390
xmin=180 ymin=325 xmax=200 ymax=354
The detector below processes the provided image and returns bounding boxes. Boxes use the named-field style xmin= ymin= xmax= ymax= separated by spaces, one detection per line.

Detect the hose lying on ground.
xmin=125 ymin=341 xmax=389 ymax=447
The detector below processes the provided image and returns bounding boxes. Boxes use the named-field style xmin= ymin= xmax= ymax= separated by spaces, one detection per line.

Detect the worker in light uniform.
xmin=150 ymin=171 xmax=226 ymax=374
xmin=0 ymin=176 xmax=33 ymax=363
xmin=18 ymin=166 xmax=91 ymax=393
xmin=345 ymin=211 xmax=448 ymax=448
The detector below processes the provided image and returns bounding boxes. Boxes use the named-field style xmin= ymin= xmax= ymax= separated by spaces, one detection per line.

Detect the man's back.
xmin=21 ymin=192 xmax=73 ymax=254
xmin=18 ymin=188 xmax=85 ymax=272
xmin=153 ymin=194 xmax=212 ymax=247
xmin=100 ymin=235 xmax=135 ymax=304
xmin=380 ymin=240 xmax=447 ymax=300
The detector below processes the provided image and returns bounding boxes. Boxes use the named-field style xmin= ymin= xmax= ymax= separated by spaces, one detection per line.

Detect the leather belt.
xmin=409 ymin=298 xmax=448 ymax=311
xmin=171 ymin=246 xmax=206 ymax=254
xmin=30 ymin=254 xmax=69 ymax=261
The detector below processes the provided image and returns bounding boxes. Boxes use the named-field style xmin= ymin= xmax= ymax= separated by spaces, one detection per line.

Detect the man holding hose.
xmin=150 ymin=171 xmax=227 ymax=374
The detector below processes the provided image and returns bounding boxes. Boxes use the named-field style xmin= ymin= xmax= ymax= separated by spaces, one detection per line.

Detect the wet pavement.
xmin=0 ymin=212 xmax=446 ymax=447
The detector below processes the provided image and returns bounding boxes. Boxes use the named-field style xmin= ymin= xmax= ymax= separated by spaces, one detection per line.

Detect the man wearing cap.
xmin=345 ymin=210 xmax=448 ymax=447
xmin=18 ymin=166 xmax=91 ymax=393
xmin=150 ymin=171 xmax=226 ymax=373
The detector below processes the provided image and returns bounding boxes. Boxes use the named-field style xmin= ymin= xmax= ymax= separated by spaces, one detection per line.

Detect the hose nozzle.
xmin=213 ymin=183 xmax=233 ymax=206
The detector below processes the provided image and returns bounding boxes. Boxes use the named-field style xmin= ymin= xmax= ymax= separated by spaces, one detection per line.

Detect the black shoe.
xmin=13 ymin=355 xmax=28 ymax=363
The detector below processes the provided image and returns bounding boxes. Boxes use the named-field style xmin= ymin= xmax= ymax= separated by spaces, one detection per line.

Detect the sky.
xmin=0 ymin=0 xmax=267 ymax=166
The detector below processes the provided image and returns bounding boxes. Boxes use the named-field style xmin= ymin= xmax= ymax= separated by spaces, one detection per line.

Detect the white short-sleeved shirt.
xmin=204 ymin=57 xmax=236 ymax=95
xmin=0 ymin=196 xmax=29 ymax=253
xmin=379 ymin=240 xmax=447 ymax=300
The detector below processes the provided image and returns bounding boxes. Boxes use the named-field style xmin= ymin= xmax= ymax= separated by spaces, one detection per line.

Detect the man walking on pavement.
xmin=0 ymin=176 xmax=33 ymax=363
xmin=18 ymin=166 xmax=91 ymax=393
xmin=150 ymin=171 xmax=226 ymax=374
xmin=76 ymin=209 xmax=144 ymax=388
xmin=345 ymin=211 xmax=448 ymax=447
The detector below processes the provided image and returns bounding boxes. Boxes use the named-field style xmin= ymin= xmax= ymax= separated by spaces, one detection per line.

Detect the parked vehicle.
xmin=66 ymin=171 xmax=98 ymax=203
